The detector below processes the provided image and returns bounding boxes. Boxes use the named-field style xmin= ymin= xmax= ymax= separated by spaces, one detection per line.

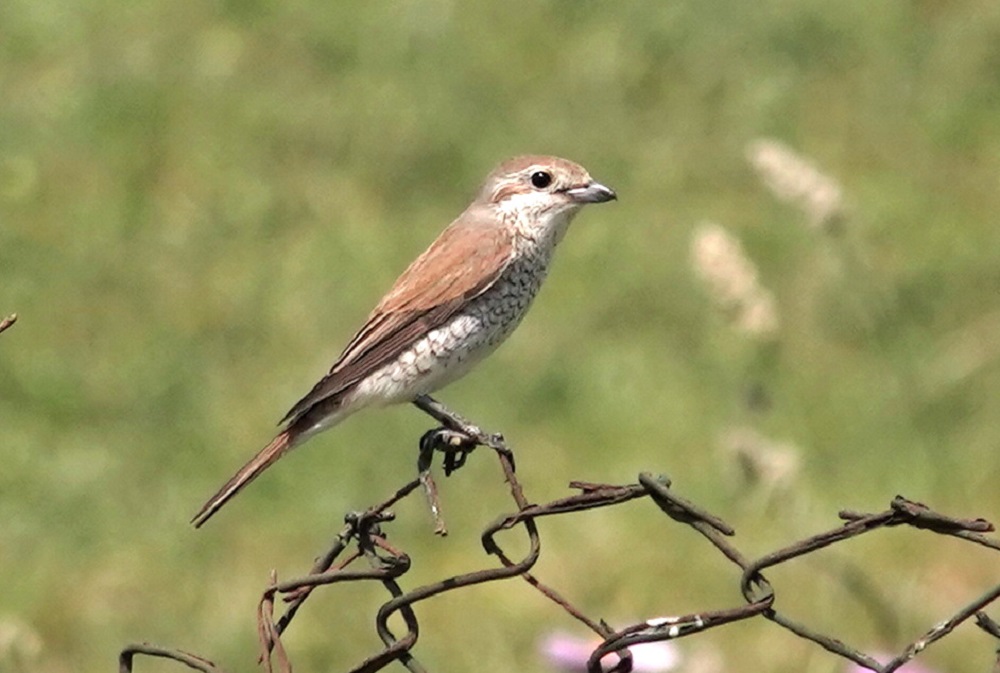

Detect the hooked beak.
xmin=565 ymin=181 xmax=617 ymax=204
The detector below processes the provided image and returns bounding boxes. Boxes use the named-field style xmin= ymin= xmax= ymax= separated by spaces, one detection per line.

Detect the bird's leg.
xmin=411 ymin=395 xmax=517 ymax=536
xmin=411 ymin=394 xmax=515 ymax=471
xmin=412 ymin=395 xmax=483 ymax=441
xmin=415 ymin=422 xmax=480 ymax=536
xmin=413 ymin=395 xmax=483 ymax=477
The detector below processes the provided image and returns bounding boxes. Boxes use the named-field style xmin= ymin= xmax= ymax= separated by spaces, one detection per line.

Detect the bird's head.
xmin=478 ymin=155 xmax=616 ymax=242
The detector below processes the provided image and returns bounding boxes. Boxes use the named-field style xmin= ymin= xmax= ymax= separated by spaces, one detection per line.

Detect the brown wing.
xmin=279 ymin=206 xmax=514 ymax=425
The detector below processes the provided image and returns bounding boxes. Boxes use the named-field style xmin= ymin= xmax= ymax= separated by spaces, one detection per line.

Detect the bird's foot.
xmin=411 ymin=394 xmax=515 ymax=470
xmin=420 ymin=427 xmax=476 ymax=475
xmin=411 ymin=395 xmax=520 ymax=535
xmin=415 ymin=427 xmax=471 ymax=536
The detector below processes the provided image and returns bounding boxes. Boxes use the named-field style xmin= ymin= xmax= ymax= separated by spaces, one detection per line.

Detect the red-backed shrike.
xmin=192 ymin=155 xmax=616 ymax=526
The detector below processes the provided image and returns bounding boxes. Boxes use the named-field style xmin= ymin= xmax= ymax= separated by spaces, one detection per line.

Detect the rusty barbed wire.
xmin=123 ymin=399 xmax=1000 ymax=673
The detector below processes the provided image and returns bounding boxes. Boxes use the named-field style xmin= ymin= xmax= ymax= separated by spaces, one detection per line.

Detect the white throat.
xmin=498 ymin=191 xmax=582 ymax=251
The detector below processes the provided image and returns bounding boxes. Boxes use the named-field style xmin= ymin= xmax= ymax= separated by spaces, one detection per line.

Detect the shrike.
xmin=192 ymin=155 xmax=616 ymax=527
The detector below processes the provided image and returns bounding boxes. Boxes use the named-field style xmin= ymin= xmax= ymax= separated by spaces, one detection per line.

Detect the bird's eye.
xmin=530 ymin=171 xmax=552 ymax=189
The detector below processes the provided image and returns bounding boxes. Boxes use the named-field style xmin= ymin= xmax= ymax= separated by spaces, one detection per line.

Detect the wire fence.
xmin=120 ymin=396 xmax=1000 ymax=673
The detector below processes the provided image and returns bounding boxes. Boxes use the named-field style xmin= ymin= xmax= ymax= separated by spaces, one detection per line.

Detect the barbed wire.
xmin=122 ymin=397 xmax=1000 ymax=673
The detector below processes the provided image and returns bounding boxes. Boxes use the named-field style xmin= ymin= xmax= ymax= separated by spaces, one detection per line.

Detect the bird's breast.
xmin=346 ymin=245 xmax=555 ymax=407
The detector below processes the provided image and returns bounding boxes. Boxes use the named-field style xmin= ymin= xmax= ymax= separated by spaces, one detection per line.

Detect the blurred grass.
xmin=3 ymin=1 xmax=1000 ymax=671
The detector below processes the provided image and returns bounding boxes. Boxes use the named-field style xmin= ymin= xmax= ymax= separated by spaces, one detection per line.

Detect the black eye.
xmin=530 ymin=171 xmax=552 ymax=189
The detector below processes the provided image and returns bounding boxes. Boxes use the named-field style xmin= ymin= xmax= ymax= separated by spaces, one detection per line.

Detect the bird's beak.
xmin=566 ymin=181 xmax=617 ymax=204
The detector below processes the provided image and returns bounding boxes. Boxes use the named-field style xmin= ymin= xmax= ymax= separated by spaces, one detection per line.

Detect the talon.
xmin=443 ymin=447 xmax=471 ymax=476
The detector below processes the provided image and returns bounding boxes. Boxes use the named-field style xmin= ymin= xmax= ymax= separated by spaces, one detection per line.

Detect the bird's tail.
xmin=191 ymin=429 xmax=297 ymax=528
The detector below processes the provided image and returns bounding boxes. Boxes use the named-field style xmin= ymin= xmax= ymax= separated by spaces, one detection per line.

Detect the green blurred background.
xmin=3 ymin=1 xmax=1000 ymax=671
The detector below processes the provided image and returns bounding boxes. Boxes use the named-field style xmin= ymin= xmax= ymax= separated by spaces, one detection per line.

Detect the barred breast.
xmin=347 ymin=245 xmax=554 ymax=408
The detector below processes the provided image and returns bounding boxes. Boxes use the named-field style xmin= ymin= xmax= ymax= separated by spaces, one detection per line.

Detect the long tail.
xmin=191 ymin=429 xmax=297 ymax=528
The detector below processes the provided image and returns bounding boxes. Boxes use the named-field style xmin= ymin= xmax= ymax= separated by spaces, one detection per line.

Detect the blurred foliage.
xmin=2 ymin=1 xmax=1000 ymax=671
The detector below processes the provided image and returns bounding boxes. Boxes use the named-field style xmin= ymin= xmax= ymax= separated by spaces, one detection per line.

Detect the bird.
xmin=191 ymin=155 xmax=616 ymax=527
